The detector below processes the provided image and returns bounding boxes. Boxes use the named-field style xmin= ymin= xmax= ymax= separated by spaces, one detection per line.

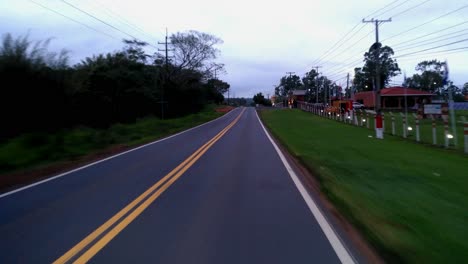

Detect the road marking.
xmin=0 ymin=108 xmax=240 ymax=199
xmin=255 ymin=111 xmax=356 ymax=264
xmin=53 ymin=108 xmax=245 ymax=264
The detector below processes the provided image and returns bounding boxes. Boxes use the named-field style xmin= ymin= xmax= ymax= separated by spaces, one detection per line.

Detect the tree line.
xmin=0 ymin=31 xmax=230 ymax=140
xmin=274 ymin=43 xmax=468 ymax=103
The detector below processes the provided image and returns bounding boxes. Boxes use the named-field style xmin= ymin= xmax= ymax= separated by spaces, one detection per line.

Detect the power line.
xmin=373 ymin=0 xmax=413 ymax=18
xmin=367 ymin=0 xmax=402 ymax=19
xmin=29 ymin=0 xmax=120 ymax=41
xmin=390 ymin=19 xmax=468 ymax=47
xmin=60 ymin=0 xmax=157 ymax=49
xmin=303 ymin=0 xmax=411 ymax=73
xmin=395 ymin=32 xmax=468 ymax=52
xmin=326 ymin=10 xmax=468 ymax=78
xmin=394 ymin=39 xmax=468 ymax=58
xmin=389 ymin=0 xmax=432 ymax=18
xmin=307 ymin=23 xmax=363 ymax=67
xmin=395 ymin=46 xmax=468 ymax=59
xmin=87 ymin=0 xmax=160 ymax=42
xmin=321 ymin=30 xmax=374 ymax=72
xmin=383 ymin=4 xmax=468 ymax=41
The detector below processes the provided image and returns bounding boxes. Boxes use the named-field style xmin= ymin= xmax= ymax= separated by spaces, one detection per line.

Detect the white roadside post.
xmin=354 ymin=110 xmax=359 ymax=126
xmin=464 ymin=121 xmax=468 ymax=154
xmin=461 ymin=116 xmax=467 ymax=154
xmin=413 ymin=113 xmax=420 ymax=142
xmin=382 ymin=113 xmax=385 ymax=133
xmin=431 ymin=116 xmax=437 ymax=145
xmin=400 ymin=113 xmax=407 ymax=138
xmin=366 ymin=112 xmax=370 ymax=129
xmin=390 ymin=112 xmax=395 ymax=135
xmin=443 ymin=115 xmax=449 ymax=148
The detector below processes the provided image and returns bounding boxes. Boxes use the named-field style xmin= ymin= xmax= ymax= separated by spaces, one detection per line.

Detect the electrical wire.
xmin=383 ymin=4 xmax=468 ymax=41
xmin=390 ymin=19 xmax=468 ymax=47
xmin=394 ymin=32 xmax=468 ymax=53
xmin=304 ymin=0 xmax=404 ymax=72
xmin=394 ymin=39 xmax=468 ymax=58
xmin=29 ymin=0 xmax=120 ymax=41
xmin=60 ymin=0 xmax=158 ymax=48
xmin=87 ymin=0 xmax=161 ymax=42
xmin=394 ymin=28 xmax=468 ymax=49
xmin=390 ymin=0 xmax=432 ymax=19
xmin=373 ymin=0 xmax=413 ymax=18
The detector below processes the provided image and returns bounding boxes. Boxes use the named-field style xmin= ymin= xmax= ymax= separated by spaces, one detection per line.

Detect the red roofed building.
xmin=354 ymin=87 xmax=434 ymax=109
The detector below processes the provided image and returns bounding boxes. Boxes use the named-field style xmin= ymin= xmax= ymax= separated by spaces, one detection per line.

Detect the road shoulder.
xmin=256 ymin=108 xmax=383 ymax=264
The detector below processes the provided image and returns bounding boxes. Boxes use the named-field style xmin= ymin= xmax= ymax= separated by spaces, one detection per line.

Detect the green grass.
xmin=260 ymin=109 xmax=468 ymax=263
xmin=0 ymin=105 xmax=224 ymax=174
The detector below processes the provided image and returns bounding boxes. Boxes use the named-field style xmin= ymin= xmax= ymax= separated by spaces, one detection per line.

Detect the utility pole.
xmin=158 ymin=28 xmax=174 ymax=120
xmin=346 ymin=73 xmax=350 ymax=100
xmin=311 ymin=66 xmax=322 ymax=103
xmin=363 ymin=18 xmax=391 ymax=139
xmin=286 ymin=72 xmax=295 ymax=78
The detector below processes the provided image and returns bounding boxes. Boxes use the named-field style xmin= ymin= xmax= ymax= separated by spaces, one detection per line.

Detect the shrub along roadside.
xmin=0 ymin=105 xmax=225 ymax=184
xmin=259 ymin=109 xmax=468 ymax=263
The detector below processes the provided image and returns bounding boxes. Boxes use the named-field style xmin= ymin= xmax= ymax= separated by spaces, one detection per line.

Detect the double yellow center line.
xmin=54 ymin=108 xmax=245 ymax=264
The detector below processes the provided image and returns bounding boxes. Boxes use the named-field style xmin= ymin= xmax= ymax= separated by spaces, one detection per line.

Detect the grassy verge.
xmin=259 ymin=109 xmax=468 ymax=263
xmin=0 ymin=105 xmax=226 ymax=175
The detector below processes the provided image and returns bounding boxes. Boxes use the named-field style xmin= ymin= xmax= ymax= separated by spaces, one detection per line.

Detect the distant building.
xmin=289 ymin=90 xmax=307 ymax=104
xmin=354 ymin=87 xmax=433 ymax=109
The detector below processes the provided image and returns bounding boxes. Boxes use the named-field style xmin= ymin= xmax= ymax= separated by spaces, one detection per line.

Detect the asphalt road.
xmin=0 ymin=107 xmax=353 ymax=263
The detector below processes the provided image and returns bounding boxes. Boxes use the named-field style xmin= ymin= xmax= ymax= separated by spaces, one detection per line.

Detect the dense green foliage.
xmin=0 ymin=32 xmax=228 ymax=140
xmin=0 ymin=104 xmax=223 ymax=174
xmin=354 ymin=43 xmax=401 ymax=92
xmin=252 ymin=92 xmax=271 ymax=106
xmin=260 ymin=109 xmax=468 ymax=263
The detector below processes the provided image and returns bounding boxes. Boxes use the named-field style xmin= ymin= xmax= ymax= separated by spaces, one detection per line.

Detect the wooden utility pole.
xmin=362 ymin=18 xmax=391 ymax=139
xmin=312 ymin=66 xmax=322 ymax=103
xmin=157 ymin=28 xmax=174 ymax=119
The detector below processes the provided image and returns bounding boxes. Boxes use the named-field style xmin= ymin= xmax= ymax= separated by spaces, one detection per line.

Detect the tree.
xmin=405 ymin=60 xmax=445 ymax=93
xmin=302 ymin=69 xmax=319 ymax=102
xmin=253 ymin=93 xmax=271 ymax=106
xmin=353 ymin=67 xmax=373 ymax=92
xmin=0 ymin=33 xmax=71 ymax=139
xmin=463 ymin=82 xmax=468 ymax=95
xmin=203 ymin=78 xmax=229 ymax=104
xmin=360 ymin=43 xmax=401 ymax=90
xmin=169 ymin=30 xmax=224 ymax=78
xmin=275 ymin=74 xmax=303 ymax=96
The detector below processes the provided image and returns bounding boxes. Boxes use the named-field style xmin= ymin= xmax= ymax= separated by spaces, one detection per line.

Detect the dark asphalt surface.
xmin=0 ymin=107 xmax=342 ymax=263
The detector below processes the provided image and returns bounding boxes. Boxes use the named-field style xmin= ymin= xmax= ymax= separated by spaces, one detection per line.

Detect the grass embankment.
xmin=0 ymin=105 xmax=228 ymax=177
xmin=354 ymin=109 xmax=467 ymax=150
xmin=260 ymin=109 xmax=468 ymax=263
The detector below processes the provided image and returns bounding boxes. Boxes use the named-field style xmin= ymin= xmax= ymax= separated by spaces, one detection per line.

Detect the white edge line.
xmin=0 ymin=108 xmax=240 ymax=199
xmin=255 ymin=110 xmax=356 ymax=264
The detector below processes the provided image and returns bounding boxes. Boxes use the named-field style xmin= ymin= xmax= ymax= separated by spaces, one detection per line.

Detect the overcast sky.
xmin=1 ymin=0 xmax=467 ymax=98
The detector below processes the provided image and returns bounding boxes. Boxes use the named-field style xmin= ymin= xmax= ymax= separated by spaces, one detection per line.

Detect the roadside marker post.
xmin=354 ymin=111 xmax=359 ymax=126
xmin=366 ymin=112 xmax=370 ymax=129
xmin=443 ymin=115 xmax=449 ymax=148
xmin=413 ymin=113 xmax=420 ymax=142
xmin=359 ymin=110 xmax=365 ymax=126
xmin=376 ymin=113 xmax=384 ymax=139
xmin=382 ymin=113 xmax=385 ymax=132
xmin=431 ymin=116 xmax=437 ymax=145
xmin=390 ymin=112 xmax=395 ymax=135
xmin=464 ymin=122 xmax=468 ymax=154
xmin=400 ymin=113 xmax=407 ymax=138
xmin=461 ymin=117 xmax=467 ymax=153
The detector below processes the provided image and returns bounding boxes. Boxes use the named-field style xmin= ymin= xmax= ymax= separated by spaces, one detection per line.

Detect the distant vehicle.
xmin=352 ymin=102 xmax=365 ymax=109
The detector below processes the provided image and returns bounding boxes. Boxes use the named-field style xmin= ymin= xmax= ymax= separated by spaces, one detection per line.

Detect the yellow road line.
xmin=53 ymin=108 xmax=245 ymax=264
